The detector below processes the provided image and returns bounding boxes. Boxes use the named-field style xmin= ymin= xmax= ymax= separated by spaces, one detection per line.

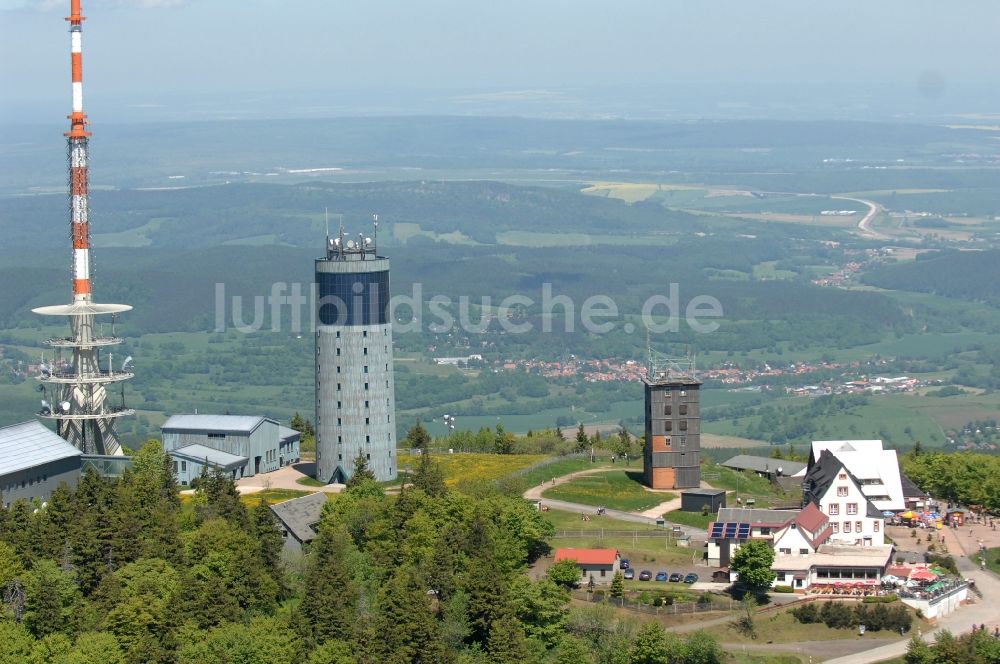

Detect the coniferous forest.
xmin=0 ymin=442 xmax=723 ymax=664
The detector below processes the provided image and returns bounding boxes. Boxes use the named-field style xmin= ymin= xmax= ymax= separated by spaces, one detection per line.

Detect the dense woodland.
xmin=0 ymin=442 xmax=722 ymax=664
xmin=900 ymin=449 xmax=1000 ymax=511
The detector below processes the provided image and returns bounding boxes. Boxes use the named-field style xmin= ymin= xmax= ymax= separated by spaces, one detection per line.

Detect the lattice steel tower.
xmin=315 ymin=217 xmax=397 ymax=483
xmin=32 ymin=0 xmax=134 ymax=455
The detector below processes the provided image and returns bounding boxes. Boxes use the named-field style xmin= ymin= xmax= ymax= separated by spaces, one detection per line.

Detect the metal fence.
xmin=585 ymin=594 xmax=737 ymax=615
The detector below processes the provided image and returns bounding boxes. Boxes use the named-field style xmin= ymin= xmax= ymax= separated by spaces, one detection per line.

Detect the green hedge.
xmin=863 ymin=594 xmax=898 ymax=603
xmin=772 ymin=585 xmax=795 ymax=593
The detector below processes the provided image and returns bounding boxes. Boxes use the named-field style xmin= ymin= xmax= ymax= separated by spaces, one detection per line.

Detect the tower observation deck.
xmin=31 ymin=0 xmax=134 ymax=455
xmin=642 ymin=353 xmax=701 ymax=490
xmin=315 ymin=219 xmax=397 ymax=483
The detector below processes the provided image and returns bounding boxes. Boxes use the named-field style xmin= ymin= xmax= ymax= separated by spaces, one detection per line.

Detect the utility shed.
xmin=269 ymin=492 xmax=329 ymax=556
xmin=0 ymin=420 xmax=82 ymax=507
xmin=680 ymin=488 xmax=727 ymax=513
xmin=554 ymin=548 xmax=620 ymax=584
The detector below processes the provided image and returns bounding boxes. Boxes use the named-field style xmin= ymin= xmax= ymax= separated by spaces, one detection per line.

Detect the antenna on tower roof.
xmin=372 ymin=213 xmax=378 ymax=254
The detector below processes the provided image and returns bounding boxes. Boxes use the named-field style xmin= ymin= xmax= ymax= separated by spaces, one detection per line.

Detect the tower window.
xmin=664 ymin=405 xmax=671 ymax=416
xmin=363 ymin=347 xmax=368 ymax=355
xmin=337 ymin=401 xmax=342 ymax=409
xmin=363 ymin=330 xmax=367 ymax=338
xmin=363 ymin=365 xmax=368 ymax=373
xmin=364 ymin=382 xmax=369 ymax=390
xmin=679 ymin=404 xmax=688 ymax=415
xmin=337 ymin=366 xmax=341 ymax=374
xmin=337 ymin=383 xmax=341 ymax=391
xmin=366 ymin=452 xmax=371 ymax=460
xmin=365 ymin=400 xmax=369 ymax=408
xmin=337 ymin=418 xmax=341 ymax=426
xmin=365 ymin=417 xmax=370 ymax=425
xmin=336 ymin=348 xmax=341 ymax=356
xmin=336 ymin=331 xmax=340 ymax=338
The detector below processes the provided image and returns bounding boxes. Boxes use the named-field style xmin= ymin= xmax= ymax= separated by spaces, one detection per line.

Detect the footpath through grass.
xmin=542 ymin=470 xmax=670 ymax=512
xmin=515 ymin=455 xmax=611 ymax=488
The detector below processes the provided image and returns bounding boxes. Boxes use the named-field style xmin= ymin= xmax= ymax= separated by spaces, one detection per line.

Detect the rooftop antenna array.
xmin=644 ymin=325 xmax=697 ymax=383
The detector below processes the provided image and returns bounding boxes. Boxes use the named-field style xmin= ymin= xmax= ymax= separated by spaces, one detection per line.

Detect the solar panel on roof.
xmin=737 ymin=524 xmax=751 ymax=539
xmin=710 ymin=523 xmax=724 ymax=538
xmin=724 ymin=523 xmax=738 ymax=537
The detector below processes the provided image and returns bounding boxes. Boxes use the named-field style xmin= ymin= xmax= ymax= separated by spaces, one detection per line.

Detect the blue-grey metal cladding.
xmin=316 ymin=270 xmax=389 ymax=326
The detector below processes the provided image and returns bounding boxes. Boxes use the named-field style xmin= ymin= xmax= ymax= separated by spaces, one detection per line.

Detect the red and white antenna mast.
xmin=67 ymin=0 xmax=92 ymax=301
xmin=31 ymin=0 xmax=135 ymax=456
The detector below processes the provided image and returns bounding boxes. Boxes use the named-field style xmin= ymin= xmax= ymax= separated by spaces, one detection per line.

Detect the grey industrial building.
xmin=0 ymin=420 xmax=83 ymax=507
xmin=315 ymin=225 xmax=397 ymax=483
xmin=161 ymin=414 xmax=300 ymax=485
xmin=643 ymin=357 xmax=701 ymax=490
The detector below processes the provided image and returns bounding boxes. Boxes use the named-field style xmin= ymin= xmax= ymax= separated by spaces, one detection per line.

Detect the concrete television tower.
xmin=32 ymin=0 xmax=134 ymax=455
xmin=315 ymin=216 xmax=397 ymax=483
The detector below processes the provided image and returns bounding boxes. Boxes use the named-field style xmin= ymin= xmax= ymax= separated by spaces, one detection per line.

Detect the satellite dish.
xmin=364 ymin=237 xmax=372 ymax=246
xmin=346 ymin=240 xmax=356 ymax=250
xmin=122 ymin=356 xmax=133 ymax=371
xmin=333 ymin=237 xmax=341 ymax=246
xmin=777 ymin=466 xmax=784 ymax=476
xmin=60 ymin=401 xmax=71 ymax=413
xmin=41 ymin=399 xmax=49 ymax=408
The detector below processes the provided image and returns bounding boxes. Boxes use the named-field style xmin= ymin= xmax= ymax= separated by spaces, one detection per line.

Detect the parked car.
xmin=620 ymin=559 xmax=630 ymax=570
xmin=684 ymin=573 xmax=699 ymax=584
xmin=639 ymin=570 xmax=652 ymax=581
xmin=623 ymin=569 xmax=635 ymax=580
xmin=655 ymin=571 xmax=668 ymax=582
xmin=669 ymin=572 xmax=682 ymax=582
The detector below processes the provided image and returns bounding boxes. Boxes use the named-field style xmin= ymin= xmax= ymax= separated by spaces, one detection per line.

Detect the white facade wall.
xmin=817 ymin=472 xmax=884 ymax=546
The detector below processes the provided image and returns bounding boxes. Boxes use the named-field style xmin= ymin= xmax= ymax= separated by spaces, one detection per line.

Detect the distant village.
xmin=437 ymin=353 xmax=937 ymax=397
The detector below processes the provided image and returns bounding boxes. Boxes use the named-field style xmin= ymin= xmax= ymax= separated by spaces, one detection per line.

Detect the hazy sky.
xmin=2 ymin=0 xmax=999 ymax=121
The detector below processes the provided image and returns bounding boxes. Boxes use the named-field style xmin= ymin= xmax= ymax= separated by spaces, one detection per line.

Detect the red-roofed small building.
xmin=553 ymin=548 xmax=620 ymax=584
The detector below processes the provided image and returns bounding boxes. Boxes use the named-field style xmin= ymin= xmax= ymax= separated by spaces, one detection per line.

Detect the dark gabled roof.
xmin=269 ymin=492 xmax=329 ymax=544
xmin=899 ymin=472 xmax=923 ymax=498
xmin=722 ymin=454 xmax=806 ymax=476
xmin=716 ymin=507 xmax=797 ymax=527
xmin=803 ymin=450 xmax=882 ymax=519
